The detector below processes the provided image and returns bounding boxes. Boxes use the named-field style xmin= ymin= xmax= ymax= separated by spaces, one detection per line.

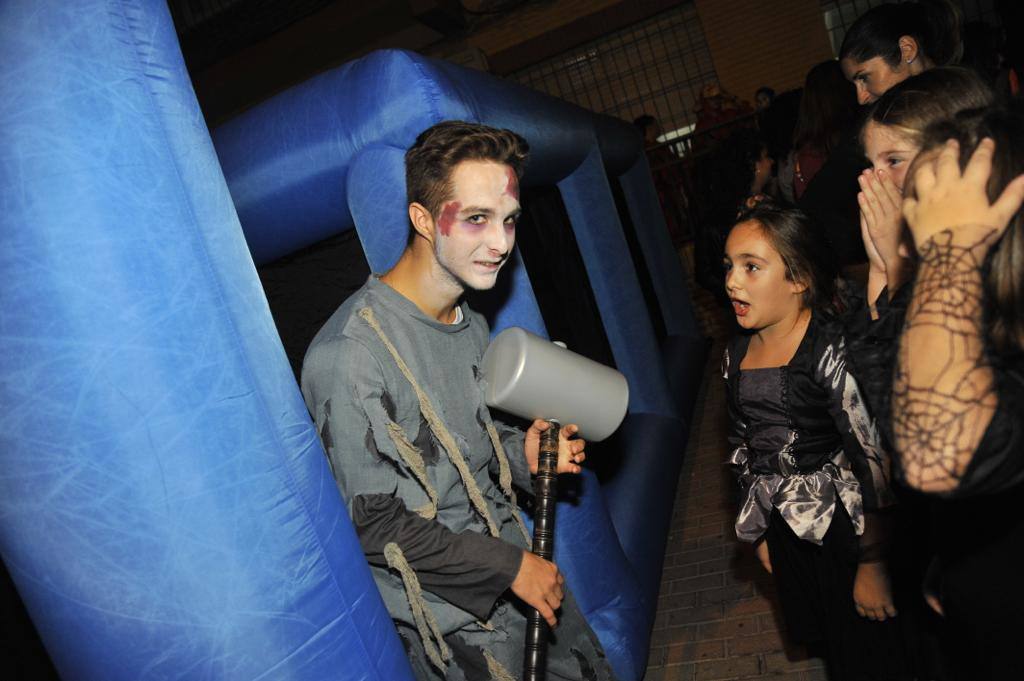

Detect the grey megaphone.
xmin=481 ymin=326 xmax=629 ymax=441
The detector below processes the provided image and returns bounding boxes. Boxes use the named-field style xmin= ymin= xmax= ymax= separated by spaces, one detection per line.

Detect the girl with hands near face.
xmin=857 ymin=68 xmax=993 ymax=312
xmin=858 ymin=165 xmax=912 ymax=309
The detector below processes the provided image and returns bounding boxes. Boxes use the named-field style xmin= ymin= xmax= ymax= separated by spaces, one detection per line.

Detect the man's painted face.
xmin=723 ymin=220 xmax=805 ymax=333
xmin=433 ymin=159 xmax=520 ymax=292
xmin=862 ymin=121 xmax=921 ymax=193
xmin=841 ymin=56 xmax=910 ymax=105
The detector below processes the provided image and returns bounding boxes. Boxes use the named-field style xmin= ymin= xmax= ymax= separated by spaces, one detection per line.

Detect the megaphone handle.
xmin=524 ymin=420 xmax=559 ymax=681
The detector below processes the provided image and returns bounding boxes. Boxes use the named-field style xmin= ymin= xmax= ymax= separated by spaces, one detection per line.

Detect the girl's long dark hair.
xmin=918 ymin=107 xmax=1024 ymax=354
xmin=733 ymin=200 xmax=844 ymax=317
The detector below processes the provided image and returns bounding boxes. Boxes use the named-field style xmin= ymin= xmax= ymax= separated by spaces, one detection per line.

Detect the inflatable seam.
xmin=401 ymin=51 xmax=446 ymax=127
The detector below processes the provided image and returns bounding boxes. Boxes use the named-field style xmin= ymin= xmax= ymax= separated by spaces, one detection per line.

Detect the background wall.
xmin=506 ymin=3 xmax=719 ymax=144
xmin=694 ymin=0 xmax=833 ymax=105
xmin=180 ymin=0 xmax=1005 ymax=131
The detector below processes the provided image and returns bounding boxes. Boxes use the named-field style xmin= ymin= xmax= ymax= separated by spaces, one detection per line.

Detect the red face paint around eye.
xmin=438 ymin=200 xmax=461 ymax=236
xmin=503 ymin=167 xmax=519 ymax=200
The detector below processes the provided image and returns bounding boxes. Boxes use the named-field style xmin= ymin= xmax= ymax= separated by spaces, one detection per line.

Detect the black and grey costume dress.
xmin=849 ymin=286 xmax=1024 ymax=680
xmin=301 ymin=276 xmax=614 ymax=681
xmin=723 ymin=313 xmax=910 ymax=681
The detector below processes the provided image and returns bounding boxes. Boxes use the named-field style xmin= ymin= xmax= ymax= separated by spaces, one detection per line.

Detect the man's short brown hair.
xmin=405 ymin=120 xmax=529 ymax=220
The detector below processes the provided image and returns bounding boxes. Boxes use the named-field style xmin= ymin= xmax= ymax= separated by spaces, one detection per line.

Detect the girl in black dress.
xmin=888 ymin=109 xmax=1024 ymax=679
xmin=722 ymin=201 xmax=912 ymax=680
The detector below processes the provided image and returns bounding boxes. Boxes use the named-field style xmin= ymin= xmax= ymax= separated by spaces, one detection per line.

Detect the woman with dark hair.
xmin=803 ymin=2 xmax=961 ymax=275
xmin=839 ymin=0 xmax=962 ymax=104
xmin=790 ymin=60 xmax=858 ymax=200
xmin=888 ymin=109 xmax=1024 ymax=679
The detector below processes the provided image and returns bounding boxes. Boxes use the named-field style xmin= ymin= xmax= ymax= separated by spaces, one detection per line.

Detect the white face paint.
xmin=433 ymin=160 xmax=521 ymax=292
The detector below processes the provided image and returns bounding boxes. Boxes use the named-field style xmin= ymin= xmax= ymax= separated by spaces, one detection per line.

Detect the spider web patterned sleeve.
xmin=892 ymin=230 xmax=1023 ymax=496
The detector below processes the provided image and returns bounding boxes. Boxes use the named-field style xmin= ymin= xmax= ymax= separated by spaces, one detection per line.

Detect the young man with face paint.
xmin=301 ymin=121 xmax=615 ymax=681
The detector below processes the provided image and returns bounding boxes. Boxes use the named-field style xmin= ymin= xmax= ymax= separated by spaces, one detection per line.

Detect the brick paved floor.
xmin=643 ymin=270 xmax=829 ymax=681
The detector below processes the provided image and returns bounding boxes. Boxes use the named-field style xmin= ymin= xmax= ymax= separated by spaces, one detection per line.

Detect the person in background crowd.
xmin=995 ymin=0 xmax=1024 ymax=98
xmin=693 ymin=83 xmax=755 ymax=148
xmin=802 ymin=1 xmax=960 ymax=281
xmin=789 ymin=60 xmax=858 ymax=201
xmin=839 ymin=0 xmax=963 ymax=105
xmin=960 ymin=20 xmax=1018 ymax=101
xmin=761 ymin=88 xmax=803 ymax=202
xmin=691 ymin=129 xmax=773 ymax=299
xmin=755 ymin=86 xmax=775 ymax=111
xmin=635 ymin=114 xmax=689 ymax=247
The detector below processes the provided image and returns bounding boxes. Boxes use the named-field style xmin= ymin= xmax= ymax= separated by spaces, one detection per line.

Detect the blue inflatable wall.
xmin=0 ymin=1 xmax=411 ymax=679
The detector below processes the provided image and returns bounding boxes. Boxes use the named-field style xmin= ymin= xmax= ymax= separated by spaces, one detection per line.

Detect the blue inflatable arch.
xmin=1 ymin=1 xmax=706 ymax=679
xmin=213 ymin=48 xmax=709 ymax=654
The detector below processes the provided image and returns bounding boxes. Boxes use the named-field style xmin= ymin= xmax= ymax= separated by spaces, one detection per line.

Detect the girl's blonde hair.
xmin=861 ymin=67 xmax=993 ymax=147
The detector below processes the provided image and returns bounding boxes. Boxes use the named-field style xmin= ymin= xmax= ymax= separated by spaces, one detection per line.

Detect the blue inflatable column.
xmin=619 ymin=155 xmax=709 ymax=421
xmin=618 ymin=155 xmax=701 ymax=339
xmin=557 ymin=147 xmax=675 ymax=417
xmin=348 ymin=144 xmax=411 ymax=272
xmin=558 ymin=147 xmax=690 ymax=619
xmin=0 ymin=1 xmax=411 ymax=679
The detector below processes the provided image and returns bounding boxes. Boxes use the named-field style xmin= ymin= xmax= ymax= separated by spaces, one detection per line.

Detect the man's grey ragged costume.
xmin=301 ymin=276 xmax=614 ymax=681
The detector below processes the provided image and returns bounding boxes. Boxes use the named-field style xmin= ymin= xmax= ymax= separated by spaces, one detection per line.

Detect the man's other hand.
xmin=510 ymin=551 xmax=565 ymax=627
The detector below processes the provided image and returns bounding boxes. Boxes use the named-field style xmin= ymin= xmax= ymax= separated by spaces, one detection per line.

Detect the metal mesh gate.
xmin=507 ymin=3 xmax=719 ymax=140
